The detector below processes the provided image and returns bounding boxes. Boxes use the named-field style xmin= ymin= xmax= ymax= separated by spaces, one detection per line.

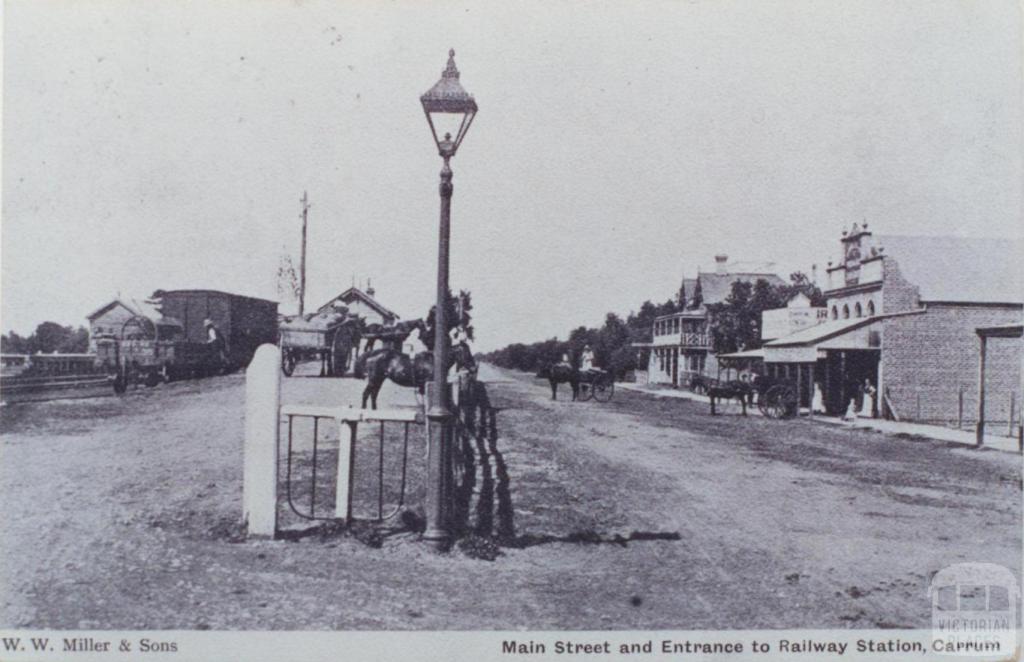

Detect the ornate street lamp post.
xmin=420 ymin=49 xmax=477 ymax=549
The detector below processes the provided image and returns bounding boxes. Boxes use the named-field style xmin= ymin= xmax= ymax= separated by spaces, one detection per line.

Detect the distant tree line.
xmin=1 ymin=322 xmax=90 ymax=355
xmin=480 ymin=272 xmax=823 ymax=378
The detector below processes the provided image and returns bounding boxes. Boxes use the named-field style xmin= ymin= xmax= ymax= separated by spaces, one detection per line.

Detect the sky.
xmin=2 ymin=0 xmax=1021 ymax=351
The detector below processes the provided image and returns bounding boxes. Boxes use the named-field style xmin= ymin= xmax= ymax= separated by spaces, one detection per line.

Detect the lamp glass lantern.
xmin=420 ymin=49 xmax=478 ymax=158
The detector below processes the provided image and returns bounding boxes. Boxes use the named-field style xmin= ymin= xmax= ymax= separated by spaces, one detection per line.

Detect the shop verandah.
xmin=757 ymin=316 xmax=885 ymax=418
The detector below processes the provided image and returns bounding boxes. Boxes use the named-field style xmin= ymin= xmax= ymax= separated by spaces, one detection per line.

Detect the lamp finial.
xmin=443 ymin=49 xmax=459 ymax=79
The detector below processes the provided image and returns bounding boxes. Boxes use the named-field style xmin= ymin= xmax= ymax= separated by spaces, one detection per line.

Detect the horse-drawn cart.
xmin=279 ymin=316 xmax=360 ymax=377
xmin=757 ymin=380 xmax=799 ymax=419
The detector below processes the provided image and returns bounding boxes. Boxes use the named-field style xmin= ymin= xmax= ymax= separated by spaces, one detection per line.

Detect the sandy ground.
xmin=0 ymin=362 xmax=1019 ymax=630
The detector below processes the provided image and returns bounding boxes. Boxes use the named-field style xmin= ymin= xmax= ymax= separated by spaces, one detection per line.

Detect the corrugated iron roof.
xmin=319 ymin=287 xmax=400 ymax=321
xmin=86 ymin=297 xmax=164 ymax=322
xmin=875 ymin=235 xmax=1023 ymax=304
xmin=695 ymin=271 xmax=787 ymax=305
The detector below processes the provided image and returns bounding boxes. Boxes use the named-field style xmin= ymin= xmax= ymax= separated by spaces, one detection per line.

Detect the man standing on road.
xmin=204 ymin=319 xmax=229 ymax=367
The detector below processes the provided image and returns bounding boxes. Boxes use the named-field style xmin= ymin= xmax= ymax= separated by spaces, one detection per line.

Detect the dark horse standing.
xmin=354 ymin=341 xmax=475 ymax=409
xmin=707 ymin=380 xmax=754 ymax=416
xmin=536 ymin=363 xmax=579 ymax=401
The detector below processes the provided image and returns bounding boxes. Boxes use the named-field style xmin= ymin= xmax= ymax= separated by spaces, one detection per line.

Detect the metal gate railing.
xmin=279 ymin=405 xmax=423 ymax=525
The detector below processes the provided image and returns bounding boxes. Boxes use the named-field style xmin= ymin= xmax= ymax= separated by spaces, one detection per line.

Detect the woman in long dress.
xmin=859 ymin=379 xmax=876 ymax=419
xmin=811 ymin=381 xmax=824 ymax=414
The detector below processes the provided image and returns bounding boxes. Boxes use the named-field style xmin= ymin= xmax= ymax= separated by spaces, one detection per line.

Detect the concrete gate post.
xmin=244 ymin=344 xmax=281 ymax=538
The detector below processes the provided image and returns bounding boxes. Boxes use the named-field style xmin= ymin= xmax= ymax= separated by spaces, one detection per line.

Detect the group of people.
xmin=810 ymin=377 xmax=876 ymax=420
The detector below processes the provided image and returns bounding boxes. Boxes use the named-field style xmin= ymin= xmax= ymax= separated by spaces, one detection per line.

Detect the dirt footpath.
xmin=1 ymin=364 xmax=1019 ymax=629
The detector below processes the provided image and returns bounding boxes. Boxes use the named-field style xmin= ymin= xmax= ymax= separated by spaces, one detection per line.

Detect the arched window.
xmin=842 ymin=305 xmax=850 ymax=319
xmin=831 ymin=306 xmax=838 ymax=320
xmin=855 ymin=302 xmax=863 ymax=318
xmin=867 ymin=300 xmax=875 ymax=317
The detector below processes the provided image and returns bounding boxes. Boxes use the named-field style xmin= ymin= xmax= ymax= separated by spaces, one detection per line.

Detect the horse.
xmin=536 ymin=363 xmax=579 ymax=401
xmin=354 ymin=341 xmax=475 ymax=409
xmin=361 ymin=318 xmax=425 ymax=353
xmin=708 ymin=380 xmax=753 ymax=416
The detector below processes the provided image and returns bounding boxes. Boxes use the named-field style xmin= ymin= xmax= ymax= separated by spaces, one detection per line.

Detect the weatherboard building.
xmin=643 ymin=255 xmax=786 ymax=387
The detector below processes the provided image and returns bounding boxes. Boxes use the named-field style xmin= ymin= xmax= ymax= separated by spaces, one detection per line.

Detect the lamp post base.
xmin=424 ymin=383 xmax=455 ymax=551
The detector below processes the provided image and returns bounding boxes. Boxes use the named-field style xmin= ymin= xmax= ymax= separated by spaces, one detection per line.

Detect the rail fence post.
xmin=1008 ymin=392 xmax=1016 ymax=438
xmin=244 ymin=344 xmax=281 ymax=538
xmin=957 ymin=385 xmax=964 ymax=429
xmin=335 ymin=420 xmax=358 ymax=522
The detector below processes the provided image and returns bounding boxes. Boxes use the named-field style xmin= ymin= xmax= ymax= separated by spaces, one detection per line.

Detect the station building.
xmin=317 ymin=283 xmax=399 ymax=327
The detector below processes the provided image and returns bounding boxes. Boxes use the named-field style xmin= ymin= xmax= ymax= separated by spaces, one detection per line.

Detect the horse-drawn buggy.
xmin=578 ymin=368 xmax=615 ymax=402
xmin=754 ymin=377 xmax=799 ymax=419
xmin=692 ymin=373 xmax=799 ymax=418
xmin=278 ymin=310 xmax=361 ymax=377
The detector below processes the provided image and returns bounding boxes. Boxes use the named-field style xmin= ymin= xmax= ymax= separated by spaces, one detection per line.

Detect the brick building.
xmin=762 ymin=224 xmax=1022 ymax=425
xmin=643 ymin=255 xmax=785 ymax=387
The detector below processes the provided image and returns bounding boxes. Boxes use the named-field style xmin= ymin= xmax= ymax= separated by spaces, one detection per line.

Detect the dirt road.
xmin=1 ymin=363 xmax=1019 ymax=629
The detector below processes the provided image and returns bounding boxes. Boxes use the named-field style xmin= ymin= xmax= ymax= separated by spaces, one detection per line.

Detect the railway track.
xmin=0 ymin=373 xmax=113 ymax=405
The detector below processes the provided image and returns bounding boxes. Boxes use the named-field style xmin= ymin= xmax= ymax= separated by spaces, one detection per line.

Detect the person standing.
xmin=859 ymin=378 xmax=876 ymax=418
xmin=204 ymin=319 xmax=229 ymax=366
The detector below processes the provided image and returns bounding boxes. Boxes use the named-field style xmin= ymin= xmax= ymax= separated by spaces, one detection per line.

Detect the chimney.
xmin=714 ymin=254 xmax=728 ymax=274
xmin=811 ymin=263 xmax=818 ymax=286
xmin=366 ymin=278 xmax=375 ymax=297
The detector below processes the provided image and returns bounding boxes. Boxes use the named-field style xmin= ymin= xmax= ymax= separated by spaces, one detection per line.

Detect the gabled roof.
xmin=86 ymin=297 xmax=164 ymax=322
xmin=319 ymin=287 xmax=399 ymax=321
xmin=695 ymin=271 xmax=787 ymax=305
xmin=874 ymin=235 xmax=1023 ymax=305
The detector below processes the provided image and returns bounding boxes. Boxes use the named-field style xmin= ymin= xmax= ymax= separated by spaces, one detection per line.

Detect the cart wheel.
xmin=593 ymin=376 xmax=614 ymax=402
xmin=281 ymin=349 xmax=296 ymax=377
xmin=578 ymin=381 xmax=594 ymax=402
xmin=144 ymin=370 xmax=161 ymax=388
xmin=778 ymin=385 xmax=799 ymax=419
xmin=112 ymin=373 xmax=127 ymax=395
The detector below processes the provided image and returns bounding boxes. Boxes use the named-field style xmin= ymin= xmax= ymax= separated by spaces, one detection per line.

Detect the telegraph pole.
xmin=299 ymin=191 xmax=310 ymax=316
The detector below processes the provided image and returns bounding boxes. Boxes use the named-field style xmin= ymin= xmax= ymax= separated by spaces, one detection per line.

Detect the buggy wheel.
xmin=144 ymin=370 xmax=161 ymax=388
xmin=763 ymin=385 xmax=782 ymax=418
xmin=578 ymin=382 xmax=594 ymax=402
xmin=281 ymin=349 xmax=296 ymax=377
xmin=777 ymin=385 xmax=799 ymax=419
xmin=593 ymin=376 xmax=614 ymax=402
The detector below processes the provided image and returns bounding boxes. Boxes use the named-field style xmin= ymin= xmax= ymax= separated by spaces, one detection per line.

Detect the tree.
xmin=276 ymin=253 xmax=301 ymax=312
xmin=781 ymin=271 xmax=826 ymax=307
xmin=689 ymin=277 xmax=703 ymax=309
xmin=677 ymin=279 xmax=687 ymax=309
xmin=707 ymin=280 xmax=755 ymax=354
xmin=423 ymin=289 xmax=475 ymax=349
xmin=1 ymin=331 xmax=28 ymax=353
xmin=2 ymin=322 xmax=90 ymax=355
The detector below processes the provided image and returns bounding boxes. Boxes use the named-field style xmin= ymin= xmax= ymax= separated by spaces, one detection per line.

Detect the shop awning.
xmin=762 ymin=311 xmax=923 ymax=363
xmin=717 ymin=348 xmax=765 ymax=360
